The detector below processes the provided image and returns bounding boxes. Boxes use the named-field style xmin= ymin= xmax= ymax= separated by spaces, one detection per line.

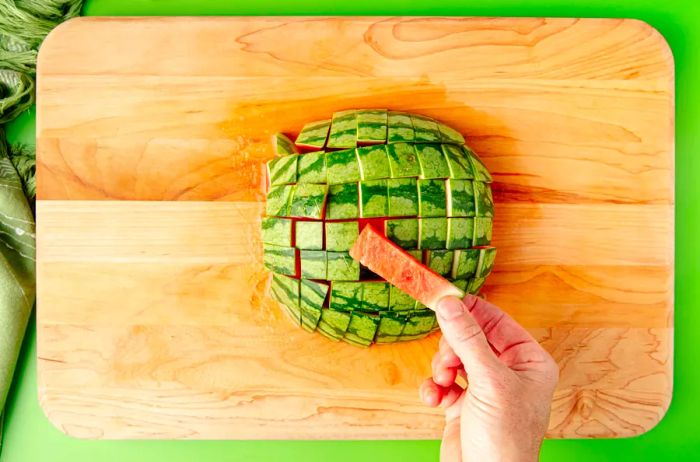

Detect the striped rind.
xmin=326 ymin=148 xmax=361 ymax=185
xmin=295 ymin=221 xmax=324 ymax=250
xmin=474 ymin=180 xmax=495 ymax=217
xmin=344 ymin=312 xmax=380 ymax=347
xmin=267 ymin=155 xmax=298 ymax=186
xmin=361 ymin=281 xmax=390 ymax=312
xmin=387 ymin=178 xmax=419 ymax=217
xmin=317 ymin=308 xmax=352 ymax=341
xmin=357 ymin=145 xmax=391 ymax=180
xmin=265 ymin=184 xmax=294 ymax=217
xmin=416 ymin=144 xmax=450 ymax=179
xmin=386 ymin=143 xmax=421 ymax=178
xmin=420 ymin=217 xmax=448 ymax=249
xmin=300 ymin=250 xmax=327 ymax=279
xmin=418 ymin=179 xmax=447 ymax=217
xmin=447 ymin=217 xmax=474 ymax=250
xmin=386 ymin=218 xmax=419 ymax=248
xmin=325 ymin=221 xmax=359 ymax=252
xmin=360 ymin=179 xmax=388 ymax=218
xmin=326 ymin=251 xmax=360 ymax=281
xmin=447 ymin=179 xmax=476 ymax=217
xmin=387 ymin=112 xmax=415 ymax=143
xmin=330 ymin=281 xmax=363 ymax=311
xmin=263 ymin=244 xmax=297 ymax=276
xmin=295 ymin=119 xmax=330 ymax=148
xmin=427 ymin=250 xmax=455 ymax=277
xmin=410 ymin=114 xmax=442 ymax=142
xmin=327 ymin=111 xmax=358 ymax=149
xmin=289 ymin=183 xmax=328 ymax=219
xmin=357 ymin=109 xmax=388 ymax=143
xmin=275 ymin=133 xmax=299 ymax=156
xmin=261 ymin=217 xmax=293 ymax=246
xmin=326 ymin=182 xmax=360 ymax=220
xmin=297 ymin=151 xmax=327 ymax=184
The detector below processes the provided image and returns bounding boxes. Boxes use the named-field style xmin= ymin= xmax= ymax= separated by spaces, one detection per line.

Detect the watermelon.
xmin=274 ymin=133 xmax=298 ymax=156
xmin=350 ymin=224 xmax=464 ymax=310
xmin=261 ymin=109 xmax=495 ymax=346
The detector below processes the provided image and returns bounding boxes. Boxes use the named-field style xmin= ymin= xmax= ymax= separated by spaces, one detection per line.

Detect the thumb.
xmin=436 ymin=296 xmax=502 ymax=379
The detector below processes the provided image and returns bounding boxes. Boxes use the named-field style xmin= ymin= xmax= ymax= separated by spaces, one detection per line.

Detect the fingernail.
xmin=437 ymin=296 xmax=465 ymax=320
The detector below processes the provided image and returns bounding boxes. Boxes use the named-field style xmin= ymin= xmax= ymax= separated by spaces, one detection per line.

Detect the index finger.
xmin=463 ymin=294 xmax=537 ymax=355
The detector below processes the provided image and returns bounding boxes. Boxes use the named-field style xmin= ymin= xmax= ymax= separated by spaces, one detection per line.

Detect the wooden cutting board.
xmin=36 ymin=17 xmax=674 ymax=440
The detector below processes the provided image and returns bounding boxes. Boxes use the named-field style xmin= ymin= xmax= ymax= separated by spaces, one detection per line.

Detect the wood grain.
xmin=36 ymin=17 xmax=674 ymax=439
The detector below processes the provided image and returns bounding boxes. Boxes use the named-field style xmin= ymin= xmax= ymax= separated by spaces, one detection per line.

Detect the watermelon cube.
xmin=360 ymin=179 xmax=389 ymax=217
xmin=325 ymin=221 xmax=359 ymax=251
xmin=274 ymin=133 xmax=298 ymax=155
xmin=361 ymin=281 xmax=390 ymax=312
xmin=474 ymin=217 xmax=493 ymax=246
xmin=288 ymin=183 xmax=328 ymax=219
xmin=327 ymin=110 xmax=358 ymax=149
xmin=357 ymin=144 xmax=391 ymax=180
xmin=427 ymin=250 xmax=455 ymax=277
xmin=437 ymin=123 xmax=466 ymax=145
xmin=401 ymin=311 xmax=437 ymax=340
xmin=295 ymin=119 xmax=331 ymax=149
xmin=387 ymin=178 xmax=419 ymax=217
xmin=267 ymin=154 xmax=298 ymax=186
xmin=263 ymin=244 xmax=297 ymax=276
xmin=410 ymin=114 xmax=441 ymax=142
xmin=387 ymin=142 xmax=421 ymax=178
xmin=452 ymin=249 xmax=479 ymax=279
xmin=295 ymin=221 xmax=324 ymax=250
xmin=420 ymin=217 xmax=448 ymax=249
xmin=265 ymin=184 xmax=294 ymax=217
xmin=317 ymin=308 xmax=352 ymax=341
xmin=416 ymin=143 xmax=450 ymax=179
xmin=300 ymin=279 xmax=327 ymax=332
xmin=261 ymin=217 xmax=293 ymax=247
xmin=474 ymin=180 xmax=495 ymax=217
xmin=386 ymin=218 xmax=419 ymax=248
xmin=442 ymin=144 xmax=474 ymax=179
xmin=326 ymin=148 xmax=361 ymax=184
xmin=356 ymin=109 xmax=388 ymax=144
xmin=376 ymin=312 xmax=406 ymax=343
xmin=464 ymin=145 xmax=492 ymax=182
xmin=330 ymin=281 xmax=363 ymax=311
xmin=447 ymin=217 xmax=474 ymax=250
xmin=468 ymin=277 xmax=487 ymax=294
xmin=387 ymin=111 xmax=415 ymax=143
xmin=389 ymin=285 xmax=415 ymax=311
xmin=271 ymin=274 xmax=300 ymax=325
xmin=300 ymin=250 xmax=327 ymax=279
xmin=447 ymin=179 xmax=476 ymax=217
xmin=326 ymin=251 xmax=360 ymax=280
xmin=418 ymin=179 xmax=447 ymax=217
xmin=343 ymin=312 xmax=380 ymax=347
xmin=476 ymin=247 xmax=497 ymax=278
xmin=326 ymin=183 xmax=360 ymax=220
xmin=297 ymin=151 xmax=327 ymax=184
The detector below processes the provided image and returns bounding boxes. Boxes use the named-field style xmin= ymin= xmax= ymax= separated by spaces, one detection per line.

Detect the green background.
xmin=2 ymin=0 xmax=698 ymax=460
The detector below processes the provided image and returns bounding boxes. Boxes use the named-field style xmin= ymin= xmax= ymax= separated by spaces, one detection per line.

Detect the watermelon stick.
xmin=350 ymin=224 xmax=464 ymax=311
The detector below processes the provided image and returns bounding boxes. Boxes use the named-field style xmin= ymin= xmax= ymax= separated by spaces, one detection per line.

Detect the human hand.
xmin=420 ymin=295 xmax=559 ymax=462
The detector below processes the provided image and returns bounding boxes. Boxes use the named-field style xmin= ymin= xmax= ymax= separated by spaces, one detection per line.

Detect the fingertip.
xmin=433 ymin=366 xmax=458 ymax=388
xmin=419 ymin=379 xmax=441 ymax=407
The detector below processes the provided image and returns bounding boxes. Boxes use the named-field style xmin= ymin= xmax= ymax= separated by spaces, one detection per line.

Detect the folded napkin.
xmin=0 ymin=132 xmax=35 ymax=451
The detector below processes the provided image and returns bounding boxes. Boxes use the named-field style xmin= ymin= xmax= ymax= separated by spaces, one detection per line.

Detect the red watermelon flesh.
xmin=350 ymin=224 xmax=464 ymax=311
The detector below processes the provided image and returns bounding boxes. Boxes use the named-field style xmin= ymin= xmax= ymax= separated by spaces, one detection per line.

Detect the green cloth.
xmin=0 ymin=1 xmax=83 ymax=453
xmin=0 ymin=131 xmax=35 ymax=452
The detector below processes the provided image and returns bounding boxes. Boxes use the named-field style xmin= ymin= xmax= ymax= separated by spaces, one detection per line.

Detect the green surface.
xmin=2 ymin=0 xmax=699 ymax=461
